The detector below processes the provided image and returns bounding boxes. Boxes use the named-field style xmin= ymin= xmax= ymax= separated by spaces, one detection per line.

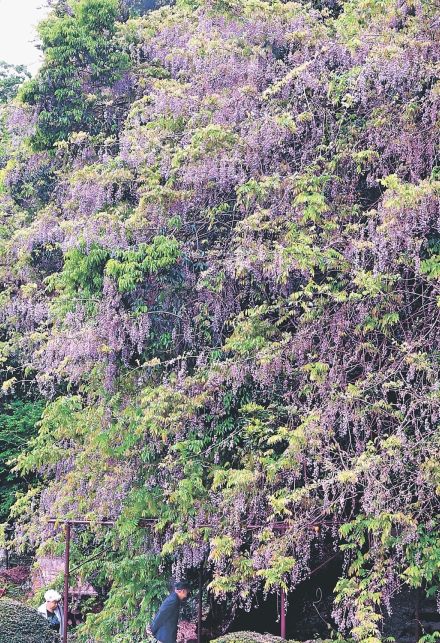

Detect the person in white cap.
xmin=38 ymin=589 xmax=64 ymax=638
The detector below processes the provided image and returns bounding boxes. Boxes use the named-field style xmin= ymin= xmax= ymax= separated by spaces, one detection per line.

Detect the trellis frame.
xmin=47 ymin=518 xmax=340 ymax=642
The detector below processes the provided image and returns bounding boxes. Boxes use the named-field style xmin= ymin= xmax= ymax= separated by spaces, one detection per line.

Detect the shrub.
xmin=0 ymin=598 xmax=58 ymax=643
xmin=211 ymin=632 xmax=330 ymax=643
xmin=212 ymin=634 xmax=286 ymax=643
xmin=212 ymin=632 xmax=314 ymax=643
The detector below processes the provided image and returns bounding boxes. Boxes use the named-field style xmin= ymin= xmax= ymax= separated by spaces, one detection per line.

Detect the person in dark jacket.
xmin=150 ymin=581 xmax=189 ymax=643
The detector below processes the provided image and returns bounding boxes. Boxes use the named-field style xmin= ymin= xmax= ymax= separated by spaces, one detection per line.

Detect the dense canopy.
xmin=0 ymin=0 xmax=439 ymax=641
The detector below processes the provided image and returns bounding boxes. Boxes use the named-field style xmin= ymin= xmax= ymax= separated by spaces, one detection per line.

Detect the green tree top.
xmin=19 ymin=0 xmax=130 ymax=150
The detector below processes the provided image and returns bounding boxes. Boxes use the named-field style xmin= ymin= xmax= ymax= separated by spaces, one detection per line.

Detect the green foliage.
xmin=420 ymin=238 xmax=440 ymax=280
xmin=419 ymin=634 xmax=440 ymax=643
xmin=171 ymin=123 xmax=238 ymax=170
xmin=0 ymin=62 xmax=30 ymax=104
xmin=47 ymin=243 xmax=110 ymax=317
xmin=225 ymin=308 xmax=278 ymax=355
xmin=19 ymin=0 xmax=130 ymax=150
xmin=402 ymin=522 xmax=440 ymax=596
xmin=293 ymin=172 xmax=331 ymax=224
xmin=279 ymin=223 xmax=347 ymax=283
xmin=105 ymin=235 xmax=180 ymax=293
xmin=47 ymin=236 xmax=180 ymax=319
xmin=256 ymin=555 xmax=296 ymax=591
xmin=0 ymin=598 xmax=58 ymax=643
xmin=336 ymin=515 xmax=440 ymax=642
xmin=336 ymin=0 xmax=395 ymax=47
xmin=78 ymin=551 xmax=167 ymax=642
xmin=0 ymin=400 xmax=44 ymax=522
xmin=236 ymin=175 xmax=281 ymax=212
xmin=13 ymin=396 xmax=84 ymax=477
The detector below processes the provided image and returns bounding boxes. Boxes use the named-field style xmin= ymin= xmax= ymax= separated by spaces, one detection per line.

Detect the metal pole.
xmin=280 ymin=588 xmax=286 ymax=639
xmin=197 ymin=563 xmax=203 ymax=643
xmin=414 ymin=588 xmax=421 ymax=642
xmin=63 ymin=522 xmax=71 ymax=643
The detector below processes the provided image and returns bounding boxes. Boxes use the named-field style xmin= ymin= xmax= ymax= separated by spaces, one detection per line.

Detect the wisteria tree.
xmin=0 ymin=0 xmax=439 ymax=641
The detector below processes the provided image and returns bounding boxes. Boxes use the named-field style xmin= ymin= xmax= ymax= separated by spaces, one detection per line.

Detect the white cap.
xmin=44 ymin=590 xmax=62 ymax=602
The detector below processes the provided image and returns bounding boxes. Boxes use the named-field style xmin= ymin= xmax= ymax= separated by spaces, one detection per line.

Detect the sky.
xmin=0 ymin=0 xmax=50 ymax=73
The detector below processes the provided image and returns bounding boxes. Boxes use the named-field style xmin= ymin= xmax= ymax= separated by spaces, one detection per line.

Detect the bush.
xmin=212 ymin=634 xmax=285 ymax=643
xmin=211 ymin=632 xmax=330 ymax=643
xmin=0 ymin=598 xmax=58 ymax=643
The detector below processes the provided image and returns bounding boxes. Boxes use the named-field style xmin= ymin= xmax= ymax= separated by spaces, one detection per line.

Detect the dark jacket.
xmin=151 ymin=592 xmax=181 ymax=643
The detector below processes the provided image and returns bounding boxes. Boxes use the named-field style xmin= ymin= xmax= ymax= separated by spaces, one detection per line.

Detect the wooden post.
xmin=63 ymin=522 xmax=71 ymax=643
xmin=280 ymin=588 xmax=286 ymax=639
xmin=197 ymin=563 xmax=203 ymax=643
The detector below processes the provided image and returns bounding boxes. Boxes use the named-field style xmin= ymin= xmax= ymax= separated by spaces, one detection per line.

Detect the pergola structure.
xmin=48 ymin=517 xmax=341 ymax=643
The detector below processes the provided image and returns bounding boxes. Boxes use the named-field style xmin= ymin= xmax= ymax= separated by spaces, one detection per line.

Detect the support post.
xmin=414 ymin=587 xmax=421 ymax=642
xmin=280 ymin=588 xmax=286 ymax=640
xmin=197 ymin=563 xmax=203 ymax=643
xmin=63 ymin=522 xmax=71 ymax=643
